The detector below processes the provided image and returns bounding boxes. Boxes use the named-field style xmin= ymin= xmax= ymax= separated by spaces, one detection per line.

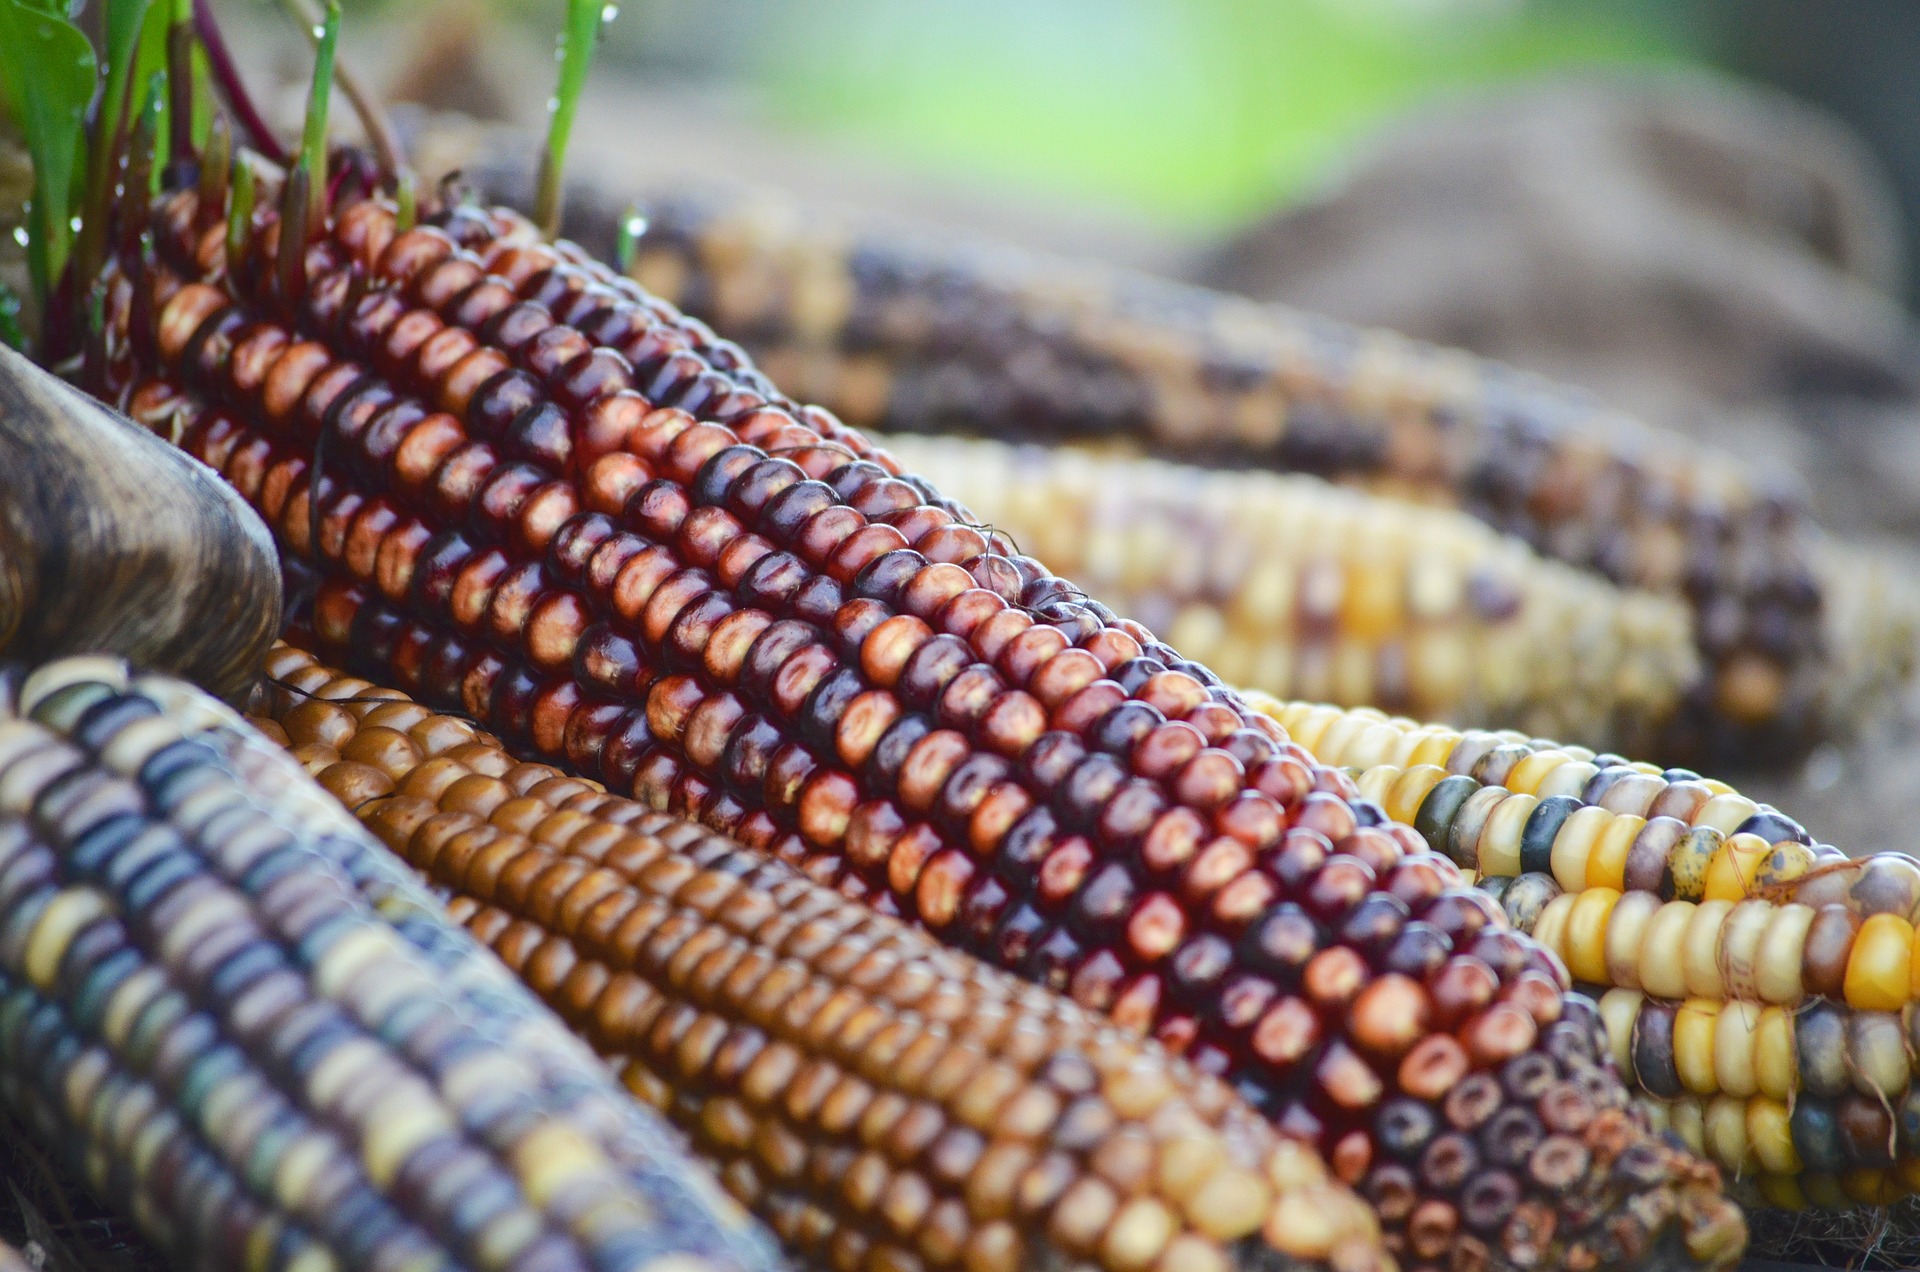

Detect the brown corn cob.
xmin=88 ymin=172 xmax=1746 ymax=1269
xmin=247 ymin=645 xmax=1392 ymax=1272
xmin=0 ymin=653 xmax=780 ymax=1272
xmin=518 ymin=184 xmax=1918 ymax=768
xmin=874 ymin=433 xmax=1698 ymax=751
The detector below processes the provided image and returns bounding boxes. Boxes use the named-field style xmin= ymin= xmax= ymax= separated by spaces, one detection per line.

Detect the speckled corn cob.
xmin=87 ymin=175 xmax=1747 ymax=1270
xmin=0 ymin=653 xmax=779 ymax=1272
xmin=1252 ymin=691 xmax=1920 ymax=1198
xmin=1248 ymin=696 xmax=1813 ymax=889
xmin=245 ymin=647 xmax=1392 ymax=1272
xmin=1249 ymin=694 xmax=1920 ymax=1010
xmin=561 ymin=187 xmax=1919 ymax=767
xmin=876 ymin=434 xmax=1697 ymax=752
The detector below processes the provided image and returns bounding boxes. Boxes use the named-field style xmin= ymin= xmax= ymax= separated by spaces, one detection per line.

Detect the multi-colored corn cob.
xmin=1248 ymin=697 xmax=1816 ymax=891
xmin=0 ymin=652 xmax=780 ymax=1272
xmin=1250 ymin=692 xmax=1920 ymax=1203
xmin=494 ymin=183 xmax=1917 ymax=767
xmin=875 ymin=434 xmax=1697 ymax=751
xmin=85 ymin=161 xmax=1748 ymax=1269
xmin=247 ymin=644 xmax=1393 ymax=1272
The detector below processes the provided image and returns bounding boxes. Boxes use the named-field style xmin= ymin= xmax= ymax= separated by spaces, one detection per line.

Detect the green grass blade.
xmin=534 ymin=0 xmax=611 ymax=237
xmin=0 ymin=0 xmax=97 ymax=312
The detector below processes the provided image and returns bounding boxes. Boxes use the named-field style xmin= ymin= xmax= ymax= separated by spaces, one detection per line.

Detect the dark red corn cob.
xmin=88 ymin=179 xmax=1745 ymax=1271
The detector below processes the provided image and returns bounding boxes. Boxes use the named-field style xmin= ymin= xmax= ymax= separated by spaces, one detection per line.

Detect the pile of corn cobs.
xmin=7 ymin=12 xmax=1920 ymax=1272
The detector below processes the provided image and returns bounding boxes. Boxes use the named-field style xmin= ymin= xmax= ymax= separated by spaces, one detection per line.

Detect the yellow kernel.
xmin=513 ymin=1122 xmax=611 ymax=1207
xmin=1476 ymin=793 xmax=1537 ymax=878
xmin=1552 ymin=805 xmax=1610 ymax=892
xmin=1748 ymin=1097 xmax=1801 ymax=1175
xmin=1682 ymin=900 xmax=1735 ymax=998
xmin=1715 ymin=899 xmax=1773 ymax=1000
xmin=1563 ymin=887 xmax=1620 ymax=985
xmin=1384 ymin=764 xmax=1447 ymax=827
xmin=1584 ymin=813 xmax=1645 ymax=894
xmin=1694 ymin=793 xmax=1759 ymax=837
xmin=1535 ymin=760 xmax=1599 ymax=801
xmin=1711 ymin=1000 xmax=1761 ymax=1098
xmin=1596 ymin=988 xmax=1641 ymax=1076
xmin=1603 ymin=890 xmax=1660 ymax=990
xmin=1703 ymin=1094 xmax=1752 ymax=1175
xmin=1753 ymin=1007 xmax=1796 ymax=1101
xmin=1845 ymin=913 xmax=1915 ymax=1011
xmin=1638 ymin=901 xmax=1696 ymax=1000
xmin=1674 ymin=999 xmax=1721 ymax=1095
xmin=1529 ymin=892 xmax=1578 ymax=968
xmin=24 ymin=888 xmax=112 ymax=990
xmin=1504 ymin=749 xmax=1571 ymax=797
xmin=1755 ymin=903 xmax=1814 ymax=1005
xmin=1703 ymin=832 xmax=1772 ymax=902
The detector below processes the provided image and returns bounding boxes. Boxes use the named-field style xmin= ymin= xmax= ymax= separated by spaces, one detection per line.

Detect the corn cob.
xmin=83 ymin=163 xmax=1747 ymax=1269
xmin=247 ymin=645 xmax=1392 ymax=1272
xmin=873 ymin=434 xmax=1697 ymax=752
xmin=1253 ymin=695 xmax=1920 ymax=1008
xmin=0 ymin=652 xmax=781 ymax=1272
xmin=503 ymin=183 xmax=1918 ymax=768
xmin=1252 ymin=692 xmax=1920 ymax=1198
xmin=1249 ymin=697 xmax=1815 ymax=886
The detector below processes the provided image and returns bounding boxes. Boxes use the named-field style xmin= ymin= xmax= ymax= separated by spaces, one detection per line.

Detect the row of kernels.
xmin=435 ymin=879 xmax=1382 ymax=1272
xmin=1257 ymin=698 xmax=1777 ymax=841
xmin=1596 ymin=986 xmax=1920 ymax=1111
xmin=1509 ymin=876 xmax=1920 ymax=1012
xmin=1643 ymin=1092 xmax=1920 ymax=1199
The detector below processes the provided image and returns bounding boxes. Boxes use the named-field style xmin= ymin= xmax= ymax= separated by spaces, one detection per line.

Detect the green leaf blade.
xmin=0 ymin=0 xmax=96 ymax=307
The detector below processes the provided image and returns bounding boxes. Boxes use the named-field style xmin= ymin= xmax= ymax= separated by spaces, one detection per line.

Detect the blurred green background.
xmin=589 ymin=0 xmax=1685 ymax=227
xmin=394 ymin=0 xmax=1905 ymax=292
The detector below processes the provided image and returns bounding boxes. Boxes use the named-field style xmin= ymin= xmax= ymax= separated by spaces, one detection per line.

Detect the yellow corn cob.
xmin=876 ymin=434 xmax=1698 ymax=753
